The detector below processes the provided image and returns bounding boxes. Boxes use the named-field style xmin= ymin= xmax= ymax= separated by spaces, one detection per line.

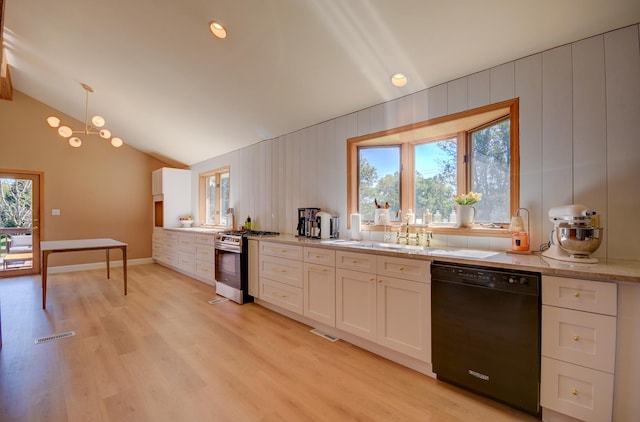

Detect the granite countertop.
xmin=257 ymin=234 xmax=640 ymax=284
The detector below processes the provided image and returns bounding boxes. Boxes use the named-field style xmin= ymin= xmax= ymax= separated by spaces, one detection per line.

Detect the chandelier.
xmin=46 ymin=83 xmax=124 ymax=148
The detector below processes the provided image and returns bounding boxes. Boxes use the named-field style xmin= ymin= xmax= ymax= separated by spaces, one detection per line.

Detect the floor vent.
xmin=310 ymin=328 xmax=339 ymax=342
xmin=208 ymin=298 xmax=229 ymax=305
xmin=35 ymin=331 xmax=76 ymax=345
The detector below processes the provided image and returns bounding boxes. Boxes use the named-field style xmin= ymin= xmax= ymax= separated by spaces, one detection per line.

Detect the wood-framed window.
xmin=198 ymin=166 xmax=230 ymax=227
xmin=347 ymin=99 xmax=519 ymax=234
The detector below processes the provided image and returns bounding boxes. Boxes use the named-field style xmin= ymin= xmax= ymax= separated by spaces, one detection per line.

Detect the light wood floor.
xmin=0 ymin=264 xmax=539 ymax=421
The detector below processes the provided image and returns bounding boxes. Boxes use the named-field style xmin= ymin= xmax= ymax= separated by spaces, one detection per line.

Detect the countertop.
xmin=256 ymin=234 xmax=640 ymax=284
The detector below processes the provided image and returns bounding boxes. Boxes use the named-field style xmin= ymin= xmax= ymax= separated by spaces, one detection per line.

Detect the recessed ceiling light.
xmin=209 ymin=21 xmax=227 ymax=39
xmin=391 ymin=73 xmax=408 ymax=87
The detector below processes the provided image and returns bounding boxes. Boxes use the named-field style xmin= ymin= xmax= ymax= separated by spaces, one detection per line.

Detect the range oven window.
xmin=215 ymin=249 xmax=241 ymax=290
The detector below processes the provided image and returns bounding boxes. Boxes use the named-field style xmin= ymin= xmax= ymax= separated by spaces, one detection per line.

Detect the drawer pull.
xmin=352 ymin=260 xmax=358 ymax=264
xmin=309 ymin=266 xmax=327 ymax=272
xmin=370 ymin=277 xmax=376 ymax=282
xmin=275 ymin=249 xmax=288 ymax=253
xmin=573 ymin=335 xmax=580 ymax=341
xmin=571 ymin=388 xmax=578 ymax=396
xmin=275 ymin=268 xmax=287 ymax=273
xmin=399 ymin=266 xmax=405 ymax=271
xmin=573 ymin=291 xmax=581 ymax=298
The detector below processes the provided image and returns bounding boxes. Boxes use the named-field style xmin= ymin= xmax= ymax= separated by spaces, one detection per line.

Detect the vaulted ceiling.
xmin=2 ymin=1 xmax=639 ymax=166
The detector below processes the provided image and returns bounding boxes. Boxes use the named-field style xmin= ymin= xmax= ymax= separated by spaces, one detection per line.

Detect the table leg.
xmin=106 ymin=249 xmax=111 ymax=279
xmin=41 ymin=250 xmax=51 ymax=309
xmin=122 ymin=246 xmax=128 ymax=295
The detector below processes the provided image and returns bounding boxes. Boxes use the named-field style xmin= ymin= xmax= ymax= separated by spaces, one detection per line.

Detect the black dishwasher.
xmin=431 ymin=262 xmax=541 ymax=418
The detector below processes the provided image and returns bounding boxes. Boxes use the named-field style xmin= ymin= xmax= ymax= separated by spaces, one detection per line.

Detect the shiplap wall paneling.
xmin=490 ymin=62 xmax=515 ymax=103
xmin=357 ymin=108 xmax=371 ymax=137
xmin=396 ymin=95 xmax=414 ymax=128
xmin=605 ymin=25 xmax=640 ymax=260
xmin=383 ymin=98 xmax=398 ymax=131
xmin=428 ymin=84 xmax=448 ymax=118
xmin=316 ymin=123 xmax=328 ymax=212
xmin=368 ymin=104 xmax=385 ymax=134
xmin=305 ymin=127 xmax=319 ymax=209
xmin=268 ymin=138 xmax=279 ymax=231
xmin=292 ymin=130 xmax=303 ymax=233
xmin=541 ymin=44 xmax=574 ymax=236
xmin=412 ymin=89 xmax=429 ymax=123
xmin=334 ymin=116 xmax=349 ymax=235
xmin=447 ymin=78 xmax=468 ymax=114
xmin=284 ymin=133 xmax=294 ymax=234
xmin=468 ymin=70 xmax=491 ymax=109
xmin=572 ymin=34 xmax=608 ymax=259
xmin=515 ymin=53 xmax=544 ymax=248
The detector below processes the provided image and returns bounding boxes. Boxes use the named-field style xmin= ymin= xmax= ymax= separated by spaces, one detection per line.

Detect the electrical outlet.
xmin=52 ymin=209 xmax=61 ymax=216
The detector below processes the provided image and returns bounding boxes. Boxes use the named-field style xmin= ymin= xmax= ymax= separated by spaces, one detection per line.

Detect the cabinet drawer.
xmin=542 ymin=276 xmax=617 ymax=315
xmin=177 ymin=252 xmax=195 ymax=273
xmin=542 ymin=305 xmax=616 ymax=373
xmin=541 ymin=357 xmax=614 ymax=422
xmin=177 ymin=234 xmax=196 ymax=253
xmin=260 ymin=241 xmax=303 ymax=260
xmin=336 ymin=251 xmax=376 ymax=273
xmin=259 ymin=255 xmax=303 ymax=288
xmin=377 ymin=256 xmax=430 ymax=283
xmin=164 ymin=231 xmax=179 ymax=241
xmin=304 ymin=247 xmax=336 ymax=266
xmin=195 ymin=244 xmax=215 ymax=261
xmin=195 ymin=234 xmax=216 ymax=246
xmin=260 ymin=278 xmax=303 ymax=315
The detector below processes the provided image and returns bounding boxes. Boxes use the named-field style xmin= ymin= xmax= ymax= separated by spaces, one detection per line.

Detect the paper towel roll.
xmin=350 ymin=214 xmax=361 ymax=240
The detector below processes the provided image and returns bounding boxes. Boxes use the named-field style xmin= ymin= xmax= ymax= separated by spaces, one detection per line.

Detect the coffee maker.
xmin=297 ymin=208 xmax=320 ymax=237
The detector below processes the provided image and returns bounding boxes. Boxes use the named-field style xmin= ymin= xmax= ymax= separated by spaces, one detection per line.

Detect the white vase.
xmin=456 ymin=204 xmax=476 ymax=227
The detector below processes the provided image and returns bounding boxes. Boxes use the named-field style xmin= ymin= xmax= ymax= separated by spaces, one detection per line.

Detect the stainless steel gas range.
xmin=214 ymin=230 xmax=279 ymax=304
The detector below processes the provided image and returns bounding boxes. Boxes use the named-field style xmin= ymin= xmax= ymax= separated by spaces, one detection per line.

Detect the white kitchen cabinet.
xmin=194 ymin=234 xmax=215 ymax=285
xmin=248 ymin=239 xmax=259 ymax=298
xmin=152 ymin=167 xmax=191 ymax=228
xmin=335 ymin=253 xmax=431 ymax=363
xmin=376 ymin=274 xmax=430 ymax=362
xmin=336 ymin=267 xmax=377 ymax=342
xmin=304 ymin=262 xmax=336 ymax=327
xmin=152 ymin=229 xmax=216 ymax=286
xmin=541 ymin=275 xmax=617 ymax=422
xmin=303 ymin=247 xmax=336 ymax=326
xmin=259 ymin=242 xmax=304 ymax=315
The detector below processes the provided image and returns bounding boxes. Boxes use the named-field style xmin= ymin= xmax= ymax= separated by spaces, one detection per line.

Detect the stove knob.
xmin=520 ymin=277 xmax=529 ymax=286
xmin=508 ymin=277 xmax=515 ymax=284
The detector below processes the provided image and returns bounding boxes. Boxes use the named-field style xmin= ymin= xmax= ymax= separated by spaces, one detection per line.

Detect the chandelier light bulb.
xmin=110 ymin=137 xmax=124 ymax=148
xmin=46 ymin=116 xmax=61 ymax=128
xmin=58 ymin=126 xmax=73 ymax=138
xmin=69 ymin=137 xmax=82 ymax=147
xmin=99 ymin=129 xmax=112 ymax=139
xmin=209 ymin=21 xmax=227 ymax=39
xmin=91 ymin=115 xmax=106 ymax=128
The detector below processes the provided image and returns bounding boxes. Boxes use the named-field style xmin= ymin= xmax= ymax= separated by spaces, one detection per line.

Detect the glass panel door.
xmin=0 ymin=171 xmax=41 ymax=276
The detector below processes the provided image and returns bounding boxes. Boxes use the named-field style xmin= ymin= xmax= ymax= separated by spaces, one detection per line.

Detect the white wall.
xmin=190 ymin=24 xmax=640 ymax=261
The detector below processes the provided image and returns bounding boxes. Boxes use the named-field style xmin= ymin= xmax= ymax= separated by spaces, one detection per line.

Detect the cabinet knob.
xmin=573 ymin=291 xmax=581 ymax=297
xmin=571 ymin=388 xmax=578 ymax=396
xmin=399 ymin=266 xmax=405 ymax=271
xmin=573 ymin=335 xmax=580 ymax=341
xmin=369 ymin=277 xmax=375 ymax=282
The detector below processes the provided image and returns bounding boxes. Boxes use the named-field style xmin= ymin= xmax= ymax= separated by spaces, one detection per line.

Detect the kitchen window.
xmin=347 ymin=99 xmax=519 ymax=232
xmin=199 ymin=166 xmax=230 ymax=226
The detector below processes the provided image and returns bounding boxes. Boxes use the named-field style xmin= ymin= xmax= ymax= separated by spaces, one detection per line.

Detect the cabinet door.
xmin=303 ymin=263 xmax=336 ymax=327
xmin=248 ymin=239 xmax=259 ymax=298
xmin=336 ymin=268 xmax=377 ymax=342
xmin=376 ymin=276 xmax=430 ymax=362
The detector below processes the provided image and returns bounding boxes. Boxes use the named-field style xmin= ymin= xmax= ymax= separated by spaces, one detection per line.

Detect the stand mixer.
xmin=541 ymin=204 xmax=603 ymax=263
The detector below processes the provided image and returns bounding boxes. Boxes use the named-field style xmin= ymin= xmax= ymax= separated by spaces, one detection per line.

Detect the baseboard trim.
xmin=47 ymin=257 xmax=155 ymax=274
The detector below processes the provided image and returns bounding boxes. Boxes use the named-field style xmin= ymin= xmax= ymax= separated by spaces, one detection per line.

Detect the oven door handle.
xmin=215 ymin=243 xmax=241 ymax=253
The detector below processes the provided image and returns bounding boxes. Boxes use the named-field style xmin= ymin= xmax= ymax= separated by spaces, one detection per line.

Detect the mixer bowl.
xmin=556 ymin=226 xmax=603 ymax=257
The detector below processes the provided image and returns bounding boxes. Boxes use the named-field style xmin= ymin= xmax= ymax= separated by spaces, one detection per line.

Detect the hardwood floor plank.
xmin=0 ymin=264 xmax=538 ymax=421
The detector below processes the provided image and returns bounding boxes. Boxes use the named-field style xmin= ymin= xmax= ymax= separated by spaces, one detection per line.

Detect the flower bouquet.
xmin=453 ymin=191 xmax=482 ymax=205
